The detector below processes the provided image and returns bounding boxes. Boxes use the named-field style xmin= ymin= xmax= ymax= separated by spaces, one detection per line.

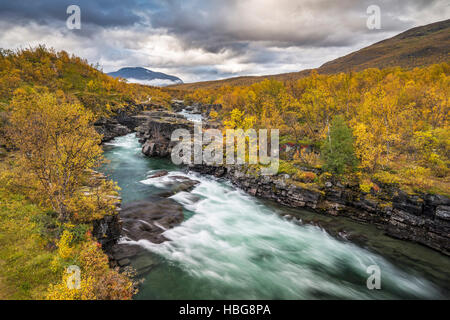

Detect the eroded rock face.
xmin=95 ymin=117 xmax=131 ymax=142
xmin=95 ymin=102 xmax=156 ymax=142
xmin=92 ymin=211 xmax=122 ymax=249
xmin=136 ymin=109 xmax=194 ymax=158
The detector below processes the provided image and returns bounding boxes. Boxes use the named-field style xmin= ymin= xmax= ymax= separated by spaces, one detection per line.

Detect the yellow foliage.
xmin=57 ymin=230 xmax=74 ymax=260
xmin=46 ymin=237 xmax=135 ymax=300
xmin=0 ymin=46 xmax=171 ymax=114
xmin=6 ymin=89 xmax=118 ymax=222
xmin=181 ymin=63 xmax=448 ymax=193
xmin=373 ymin=171 xmax=401 ymax=185
xmin=359 ymin=182 xmax=374 ymax=194
xmin=224 ymin=108 xmax=256 ymax=130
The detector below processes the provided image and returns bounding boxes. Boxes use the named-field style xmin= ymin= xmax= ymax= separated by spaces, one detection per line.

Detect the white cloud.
xmin=125 ymin=78 xmax=182 ymax=87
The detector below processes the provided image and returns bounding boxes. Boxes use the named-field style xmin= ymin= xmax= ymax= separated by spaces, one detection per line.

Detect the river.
xmin=101 ymin=133 xmax=450 ymax=299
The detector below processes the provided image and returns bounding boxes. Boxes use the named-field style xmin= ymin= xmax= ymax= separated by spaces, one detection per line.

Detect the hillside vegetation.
xmin=0 ymin=46 xmax=171 ymax=115
xmin=0 ymin=18 xmax=448 ymax=298
xmin=320 ymin=19 xmax=450 ymax=74
xmin=184 ymin=63 xmax=449 ymax=196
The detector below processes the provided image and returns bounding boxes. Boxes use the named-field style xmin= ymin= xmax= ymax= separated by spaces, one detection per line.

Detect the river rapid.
xmin=101 ymin=133 xmax=450 ymax=300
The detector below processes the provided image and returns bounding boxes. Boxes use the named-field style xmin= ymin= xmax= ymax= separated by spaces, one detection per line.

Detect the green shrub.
xmin=278 ymin=160 xmax=298 ymax=176
xmin=321 ymin=115 xmax=358 ymax=174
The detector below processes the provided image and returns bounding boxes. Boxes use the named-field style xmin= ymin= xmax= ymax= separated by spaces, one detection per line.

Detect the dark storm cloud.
xmin=0 ymin=0 xmax=152 ymax=27
xmin=146 ymin=0 xmax=442 ymax=51
xmin=0 ymin=0 xmax=448 ymax=82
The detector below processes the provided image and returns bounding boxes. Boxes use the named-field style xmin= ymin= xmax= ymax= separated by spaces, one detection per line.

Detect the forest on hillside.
xmin=184 ymin=64 xmax=449 ymax=196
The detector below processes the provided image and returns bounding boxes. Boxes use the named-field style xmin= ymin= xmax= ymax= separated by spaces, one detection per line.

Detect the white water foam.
xmin=121 ymin=171 xmax=441 ymax=299
xmin=179 ymin=109 xmax=202 ymax=123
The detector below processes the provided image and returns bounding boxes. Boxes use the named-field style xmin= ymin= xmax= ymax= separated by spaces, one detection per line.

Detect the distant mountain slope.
xmin=319 ymin=19 xmax=449 ymax=74
xmin=172 ymin=19 xmax=449 ymax=90
xmin=108 ymin=67 xmax=183 ymax=87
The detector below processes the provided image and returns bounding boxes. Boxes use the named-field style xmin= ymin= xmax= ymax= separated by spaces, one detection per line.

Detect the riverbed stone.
xmin=120 ymin=197 xmax=184 ymax=243
xmin=130 ymin=254 xmax=159 ymax=274
xmin=118 ymin=258 xmax=131 ymax=267
xmin=149 ymin=170 xmax=169 ymax=178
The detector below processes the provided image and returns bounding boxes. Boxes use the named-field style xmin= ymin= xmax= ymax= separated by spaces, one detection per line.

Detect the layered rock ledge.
xmin=135 ymin=109 xmax=194 ymax=157
xmin=94 ymin=102 xmax=155 ymax=142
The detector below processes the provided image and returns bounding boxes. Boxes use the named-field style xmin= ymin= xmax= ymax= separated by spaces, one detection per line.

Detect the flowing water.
xmin=102 ymin=133 xmax=450 ymax=300
xmin=178 ymin=109 xmax=202 ymax=123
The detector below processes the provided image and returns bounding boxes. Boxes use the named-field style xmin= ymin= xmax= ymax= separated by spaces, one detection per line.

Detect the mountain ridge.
xmin=108 ymin=67 xmax=183 ymax=86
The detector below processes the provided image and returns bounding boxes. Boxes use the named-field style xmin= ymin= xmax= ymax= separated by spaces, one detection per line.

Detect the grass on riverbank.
xmin=0 ymin=185 xmax=59 ymax=299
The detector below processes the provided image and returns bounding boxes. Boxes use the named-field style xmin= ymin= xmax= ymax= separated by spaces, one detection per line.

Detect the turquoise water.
xmin=102 ymin=134 xmax=450 ymax=300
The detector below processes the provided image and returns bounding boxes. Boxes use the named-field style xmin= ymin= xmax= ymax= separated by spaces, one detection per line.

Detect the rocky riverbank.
xmin=94 ymin=102 xmax=155 ymax=142
xmin=136 ymin=110 xmax=194 ymax=157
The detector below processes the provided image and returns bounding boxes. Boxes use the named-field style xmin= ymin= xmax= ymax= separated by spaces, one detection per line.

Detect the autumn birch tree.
xmin=6 ymin=88 xmax=109 ymax=222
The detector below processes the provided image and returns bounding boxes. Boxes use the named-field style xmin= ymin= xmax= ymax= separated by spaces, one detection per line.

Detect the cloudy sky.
xmin=0 ymin=0 xmax=448 ymax=83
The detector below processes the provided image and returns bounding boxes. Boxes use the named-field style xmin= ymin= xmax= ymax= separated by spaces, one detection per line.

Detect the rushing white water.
xmin=130 ymin=171 xmax=440 ymax=299
xmin=179 ymin=108 xmax=202 ymax=122
xmin=104 ymin=134 xmax=447 ymax=300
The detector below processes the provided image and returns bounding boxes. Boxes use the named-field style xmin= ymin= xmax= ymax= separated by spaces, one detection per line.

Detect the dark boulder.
xmin=120 ymin=197 xmax=184 ymax=243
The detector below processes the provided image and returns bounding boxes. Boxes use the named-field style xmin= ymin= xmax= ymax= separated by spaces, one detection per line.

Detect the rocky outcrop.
xmin=170 ymin=99 xmax=222 ymax=119
xmin=171 ymin=99 xmax=186 ymax=112
xmin=94 ymin=117 xmax=131 ymax=142
xmin=95 ymin=102 xmax=157 ymax=142
xmin=106 ymin=196 xmax=185 ymax=275
xmin=386 ymin=193 xmax=450 ymax=254
xmin=95 ymin=194 xmax=184 ymax=275
xmin=152 ymin=173 xmax=200 ymax=197
xmin=92 ymin=213 xmax=123 ymax=252
xmin=136 ymin=110 xmax=194 ymax=157
xmin=188 ymin=164 xmax=450 ymax=256
xmin=120 ymin=197 xmax=184 ymax=243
